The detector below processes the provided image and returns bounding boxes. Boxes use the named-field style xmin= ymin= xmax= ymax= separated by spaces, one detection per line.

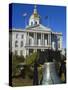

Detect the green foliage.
xmin=25 ymin=66 xmax=33 ymax=79
xmin=12 ymin=54 xmax=25 ymax=77
xmin=38 ymin=66 xmax=43 ymax=83
xmin=22 ymin=52 xmax=40 ymax=80
xmin=25 ymin=52 xmax=39 ymax=65
xmin=12 ymin=52 xmax=39 ymax=79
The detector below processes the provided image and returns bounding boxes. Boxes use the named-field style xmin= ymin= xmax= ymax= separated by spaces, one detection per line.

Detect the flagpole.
xmin=47 ymin=17 xmax=49 ymax=27
xmin=48 ymin=16 xmax=49 ymax=27
xmin=24 ymin=16 xmax=26 ymax=28
xmin=47 ymin=16 xmax=49 ymax=27
xmin=25 ymin=15 xmax=27 ymax=28
xmin=45 ymin=16 xmax=49 ymax=27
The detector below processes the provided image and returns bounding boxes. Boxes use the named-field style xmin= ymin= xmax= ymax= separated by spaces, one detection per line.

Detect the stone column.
xmin=60 ymin=35 xmax=62 ymax=50
xmin=28 ymin=32 xmax=29 ymax=46
xmin=35 ymin=33 xmax=37 ymax=46
xmin=49 ymin=33 xmax=51 ymax=46
xmin=26 ymin=32 xmax=29 ymax=46
xmin=34 ymin=32 xmax=35 ymax=45
xmin=48 ymin=33 xmax=51 ymax=48
xmin=42 ymin=33 xmax=44 ymax=46
xmin=41 ymin=33 xmax=43 ymax=46
xmin=26 ymin=49 xmax=29 ymax=56
xmin=59 ymin=35 xmax=62 ymax=50
xmin=48 ymin=34 xmax=49 ymax=45
xmin=26 ymin=32 xmax=28 ymax=46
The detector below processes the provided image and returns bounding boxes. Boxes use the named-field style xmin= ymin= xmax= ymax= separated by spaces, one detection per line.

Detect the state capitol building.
xmin=9 ymin=5 xmax=62 ymax=57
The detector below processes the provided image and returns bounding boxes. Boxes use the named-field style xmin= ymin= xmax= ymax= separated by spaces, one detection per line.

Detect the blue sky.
xmin=9 ymin=3 xmax=66 ymax=48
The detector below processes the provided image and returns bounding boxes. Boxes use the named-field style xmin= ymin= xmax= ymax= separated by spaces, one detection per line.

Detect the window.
xmin=20 ymin=50 xmax=23 ymax=56
xmin=15 ymin=50 xmax=17 ymax=55
xmin=16 ymin=34 xmax=18 ymax=38
xmin=44 ymin=39 xmax=47 ymax=46
xmin=38 ymin=39 xmax=41 ymax=46
xmin=15 ymin=41 xmax=18 ymax=47
xmin=21 ymin=41 xmax=23 ymax=47
xmin=21 ymin=35 xmax=24 ymax=39
xmin=35 ymin=21 xmax=37 ymax=25
xmin=58 ymin=37 xmax=60 ymax=41
xmin=58 ymin=42 xmax=60 ymax=48
xmin=29 ymin=39 xmax=32 ymax=46
xmin=31 ymin=22 xmax=33 ymax=26
xmin=52 ymin=42 xmax=55 ymax=49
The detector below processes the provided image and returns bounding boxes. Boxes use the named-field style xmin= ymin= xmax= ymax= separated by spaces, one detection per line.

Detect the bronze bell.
xmin=41 ymin=62 xmax=61 ymax=85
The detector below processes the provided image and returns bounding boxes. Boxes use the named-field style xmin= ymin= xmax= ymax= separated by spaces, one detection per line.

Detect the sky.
xmin=9 ymin=3 xmax=66 ymax=48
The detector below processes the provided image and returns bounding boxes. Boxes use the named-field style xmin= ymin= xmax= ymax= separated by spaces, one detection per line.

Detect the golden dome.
xmin=30 ymin=5 xmax=40 ymax=19
xmin=30 ymin=13 xmax=40 ymax=19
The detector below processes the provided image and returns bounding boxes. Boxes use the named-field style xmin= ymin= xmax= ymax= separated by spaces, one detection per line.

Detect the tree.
xmin=25 ymin=52 xmax=39 ymax=85
xmin=25 ymin=52 xmax=39 ymax=65
xmin=12 ymin=54 xmax=25 ymax=77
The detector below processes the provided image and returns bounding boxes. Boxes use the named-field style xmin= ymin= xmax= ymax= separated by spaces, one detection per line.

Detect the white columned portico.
xmin=34 ymin=32 xmax=37 ymax=46
xmin=28 ymin=32 xmax=29 ymax=45
xmin=41 ymin=33 xmax=43 ymax=45
xmin=60 ymin=35 xmax=62 ymax=50
xmin=50 ymin=33 xmax=51 ymax=45
xmin=42 ymin=33 xmax=44 ymax=46
xmin=34 ymin=32 xmax=35 ymax=45
xmin=26 ymin=32 xmax=29 ymax=45
xmin=58 ymin=35 xmax=62 ymax=50
xmin=48 ymin=33 xmax=51 ymax=48
xmin=26 ymin=32 xmax=28 ymax=45
xmin=36 ymin=33 xmax=37 ymax=46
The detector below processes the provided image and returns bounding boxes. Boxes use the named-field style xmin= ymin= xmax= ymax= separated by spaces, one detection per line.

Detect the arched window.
xmin=58 ymin=42 xmax=60 ymax=48
xmin=16 ymin=34 xmax=18 ymax=38
xmin=35 ymin=21 xmax=37 ymax=25
xmin=15 ymin=41 xmax=18 ymax=47
xmin=31 ymin=22 xmax=33 ymax=26
xmin=29 ymin=38 xmax=32 ymax=46
xmin=21 ymin=34 xmax=24 ymax=39
xmin=21 ymin=41 xmax=23 ymax=47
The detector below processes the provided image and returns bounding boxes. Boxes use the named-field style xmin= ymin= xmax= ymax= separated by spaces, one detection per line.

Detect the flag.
xmin=23 ymin=13 xmax=27 ymax=17
xmin=45 ymin=16 xmax=48 ymax=19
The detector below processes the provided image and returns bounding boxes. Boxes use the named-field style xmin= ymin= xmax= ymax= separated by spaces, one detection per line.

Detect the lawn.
xmin=12 ymin=77 xmax=33 ymax=86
